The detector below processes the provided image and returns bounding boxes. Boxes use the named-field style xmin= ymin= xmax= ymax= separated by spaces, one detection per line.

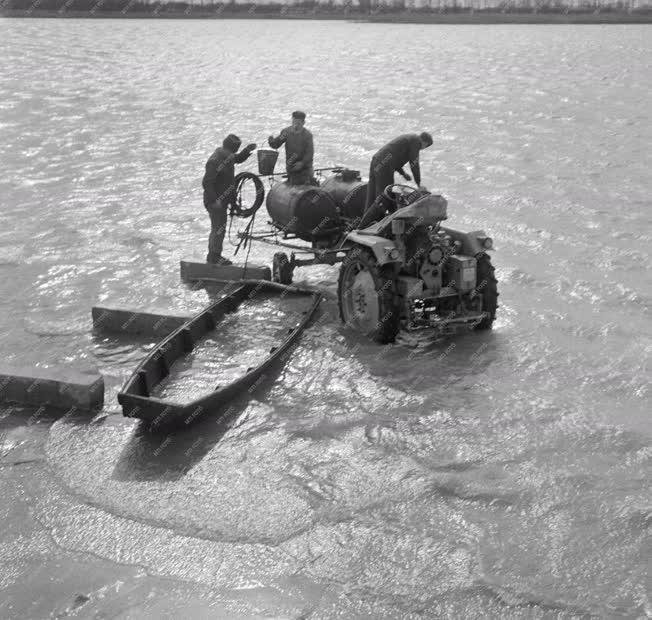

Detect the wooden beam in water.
xmin=92 ymin=306 xmax=189 ymax=337
xmin=180 ymin=260 xmax=271 ymax=283
xmin=0 ymin=365 xmax=104 ymax=412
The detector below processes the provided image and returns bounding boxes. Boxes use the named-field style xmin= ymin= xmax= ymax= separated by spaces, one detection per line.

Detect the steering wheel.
xmin=383 ymin=183 xmax=419 ymax=207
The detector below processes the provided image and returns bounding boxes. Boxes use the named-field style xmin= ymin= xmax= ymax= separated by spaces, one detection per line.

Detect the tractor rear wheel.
xmin=474 ymin=253 xmax=499 ymax=330
xmin=337 ymin=246 xmax=399 ymax=344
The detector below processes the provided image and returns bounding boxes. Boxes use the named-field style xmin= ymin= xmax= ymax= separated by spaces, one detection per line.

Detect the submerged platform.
xmin=92 ymin=306 xmax=189 ymax=338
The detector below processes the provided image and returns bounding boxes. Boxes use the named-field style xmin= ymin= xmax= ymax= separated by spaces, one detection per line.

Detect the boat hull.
xmin=117 ymin=281 xmax=322 ymax=431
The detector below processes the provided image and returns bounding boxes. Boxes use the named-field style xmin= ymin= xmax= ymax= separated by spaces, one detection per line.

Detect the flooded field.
xmin=0 ymin=18 xmax=650 ymax=619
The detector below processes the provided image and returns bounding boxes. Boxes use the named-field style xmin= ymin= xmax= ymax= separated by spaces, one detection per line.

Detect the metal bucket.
xmin=257 ymin=149 xmax=279 ymax=176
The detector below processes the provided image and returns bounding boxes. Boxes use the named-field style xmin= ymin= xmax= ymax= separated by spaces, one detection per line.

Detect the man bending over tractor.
xmin=364 ymin=132 xmax=433 ymax=213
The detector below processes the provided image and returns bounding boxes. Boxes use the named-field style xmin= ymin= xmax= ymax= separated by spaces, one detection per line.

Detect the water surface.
xmin=0 ymin=18 xmax=650 ymax=619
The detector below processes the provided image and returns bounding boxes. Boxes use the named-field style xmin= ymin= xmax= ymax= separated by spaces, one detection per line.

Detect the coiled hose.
xmin=230 ymin=171 xmax=265 ymax=218
xmin=230 ymin=172 xmax=265 ymax=263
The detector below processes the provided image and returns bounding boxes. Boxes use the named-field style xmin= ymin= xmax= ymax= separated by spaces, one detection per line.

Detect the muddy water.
xmin=0 ymin=19 xmax=650 ymax=619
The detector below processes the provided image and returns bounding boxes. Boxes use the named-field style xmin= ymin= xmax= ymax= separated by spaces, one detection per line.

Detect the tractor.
xmin=233 ymin=164 xmax=498 ymax=344
xmin=336 ymin=185 xmax=497 ymax=343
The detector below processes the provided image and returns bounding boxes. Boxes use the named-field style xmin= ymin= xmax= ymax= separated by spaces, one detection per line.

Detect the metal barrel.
xmin=266 ymin=182 xmax=340 ymax=241
xmin=320 ymin=169 xmax=368 ymax=220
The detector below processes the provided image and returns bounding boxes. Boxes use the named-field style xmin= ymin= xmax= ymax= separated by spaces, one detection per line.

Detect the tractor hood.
xmin=357 ymin=193 xmax=448 ymax=237
xmin=399 ymin=193 xmax=448 ymax=221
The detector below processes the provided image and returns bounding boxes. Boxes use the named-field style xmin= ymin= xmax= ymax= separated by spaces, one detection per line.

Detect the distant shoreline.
xmin=2 ymin=8 xmax=652 ymax=23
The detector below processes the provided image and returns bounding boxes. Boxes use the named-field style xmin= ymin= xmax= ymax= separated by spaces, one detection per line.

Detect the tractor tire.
xmin=474 ymin=253 xmax=499 ymax=330
xmin=272 ymin=252 xmax=294 ymax=285
xmin=337 ymin=246 xmax=400 ymax=344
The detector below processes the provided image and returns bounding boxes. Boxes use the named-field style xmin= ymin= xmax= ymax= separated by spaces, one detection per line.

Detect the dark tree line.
xmin=2 ymin=0 xmax=649 ymax=12
xmin=2 ymin=0 xmax=354 ymax=11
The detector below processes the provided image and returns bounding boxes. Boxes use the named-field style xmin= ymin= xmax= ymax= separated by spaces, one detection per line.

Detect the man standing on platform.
xmin=268 ymin=111 xmax=315 ymax=185
xmin=202 ymin=134 xmax=256 ymax=265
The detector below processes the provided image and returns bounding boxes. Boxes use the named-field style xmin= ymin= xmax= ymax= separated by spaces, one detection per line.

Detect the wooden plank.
xmin=92 ymin=307 xmax=189 ymax=337
xmin=0 ymin=365 xmax=104 ymax=411
xmin=180 ymin=261 xmax=271 ymax=283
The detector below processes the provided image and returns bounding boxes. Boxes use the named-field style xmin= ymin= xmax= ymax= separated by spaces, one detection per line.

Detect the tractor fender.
xmin=344 ymin=232 xmax=403 ymax=266
xmin=440 ymin=227 xmax=491 ymax=257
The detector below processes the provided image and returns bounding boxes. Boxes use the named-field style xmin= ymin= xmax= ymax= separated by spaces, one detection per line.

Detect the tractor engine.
xmin=395 ymin=222 xmax=480 ymax=329
xmin=398 ymin=224 xmax=477 ymax=294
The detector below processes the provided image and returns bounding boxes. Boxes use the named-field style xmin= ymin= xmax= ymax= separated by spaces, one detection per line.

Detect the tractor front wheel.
xmin=474 ymin=253 xmax=499 ymax=330
xmin=337 ymin=246 xmax=399 ymax=344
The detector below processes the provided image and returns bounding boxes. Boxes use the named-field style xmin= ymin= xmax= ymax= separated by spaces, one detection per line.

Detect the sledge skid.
xmin=180 ymin=261 xmax=271 ymax=283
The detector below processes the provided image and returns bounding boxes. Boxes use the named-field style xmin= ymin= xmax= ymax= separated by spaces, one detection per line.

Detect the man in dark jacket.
xmin=268 ymin=111 xmax=315 ymax=185
xmin=202 ymin=134 xmax=256 ymax=264
xmin=364 ymin=132 xmax=433 ymax=212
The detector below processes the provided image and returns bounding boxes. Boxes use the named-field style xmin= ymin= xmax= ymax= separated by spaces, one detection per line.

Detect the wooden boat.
xmin=117 ymin=280 xmax=323 ymax=431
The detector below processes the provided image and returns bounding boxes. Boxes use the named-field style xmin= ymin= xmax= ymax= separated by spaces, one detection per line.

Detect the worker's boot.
xmin=206 ymin=252 xmax=232 ymax=266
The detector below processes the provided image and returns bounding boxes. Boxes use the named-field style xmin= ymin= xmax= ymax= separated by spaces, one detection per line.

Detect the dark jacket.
xmin=202 ymin=146 xmax=252 ymax=206
xmin=268 ymin=127 xmax=314 ymax=174
xmin=371 ymin=133 xmax=422 ymax=186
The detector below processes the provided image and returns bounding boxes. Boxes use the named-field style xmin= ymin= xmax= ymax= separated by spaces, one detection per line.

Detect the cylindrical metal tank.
xmin=320 ymin=169 xmax=368 ymax=220
xmin=266 ymin=182 xmax=340 ymax=241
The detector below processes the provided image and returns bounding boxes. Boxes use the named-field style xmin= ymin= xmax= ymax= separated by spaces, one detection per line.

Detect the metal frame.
xmin=237 ymin=229 xmax=352 ymax=269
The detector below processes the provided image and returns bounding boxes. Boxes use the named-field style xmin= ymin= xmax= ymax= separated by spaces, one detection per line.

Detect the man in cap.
xmin=268 ymin=111 xmax=315 ymax=185
xmin=364 ymin=132 xmax=433 ymax=214
xmin=202 ymin=134 xmax=256 ymax=265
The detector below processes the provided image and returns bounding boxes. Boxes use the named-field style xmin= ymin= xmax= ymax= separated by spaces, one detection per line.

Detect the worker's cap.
xmin=223 ymin=134 xmax=242 ymax=151
xmin=292 ymin=110 xmax=306 ymax=121
xmin=420 ymin=131 xmax=433 ymax=146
